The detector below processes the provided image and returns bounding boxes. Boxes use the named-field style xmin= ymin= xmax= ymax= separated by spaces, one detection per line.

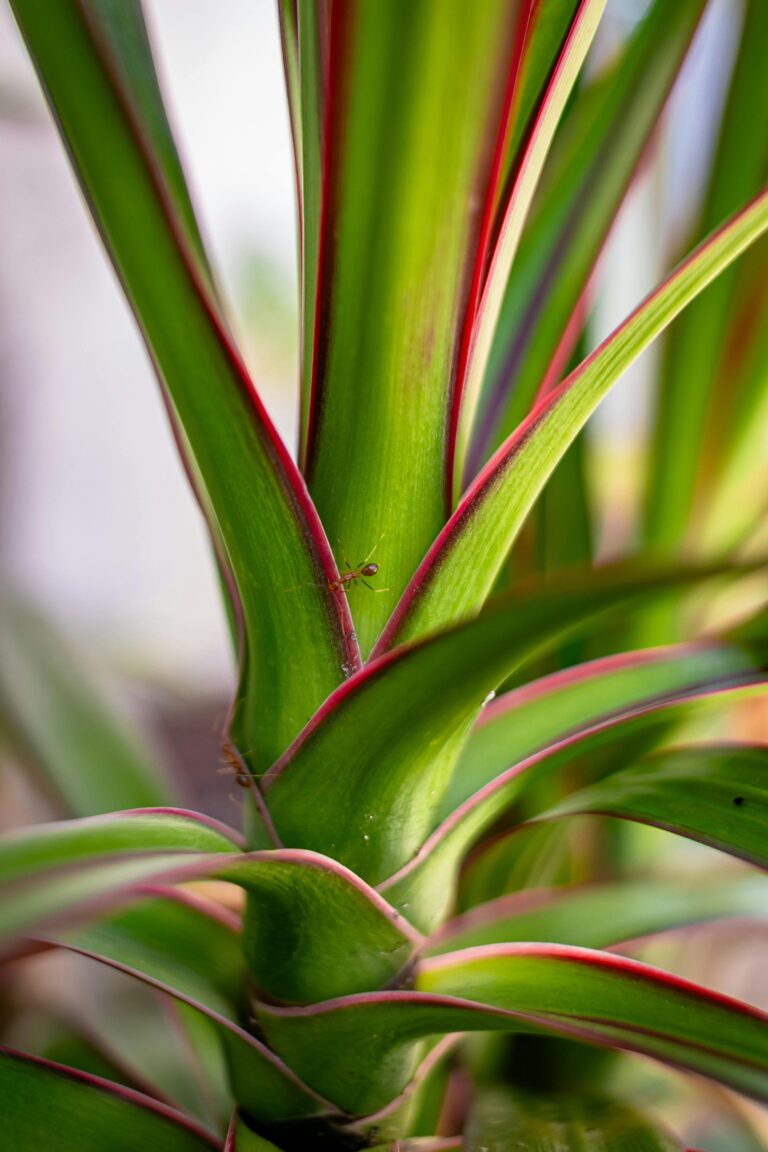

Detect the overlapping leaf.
xmin=9 ymin=0 xmax=358 ymax=774
xmin=257 ymin=945 xmax=768 ymax=1116
xmin=381 ymin=681 xmax=765 ymax=931
xmin=0 ymin=809 xmax=417 ymax=1003
xmin=377 ymin=191 xmax=768 ymax=652
xmin=530 ymin=744 xmax=768 ymax=867
xmin=265 ymin=562 xmax=742 ymax=898
xmin=450 ymin=0 xmax=607 ymax=496
xmin=468 ymin=0 xmax=706 ymax=472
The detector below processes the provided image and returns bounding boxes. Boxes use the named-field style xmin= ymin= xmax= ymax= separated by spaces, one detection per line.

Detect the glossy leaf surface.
xmin=451 ymin=0 xmax=607 ymax=495
xmin=444 ymin=641 xmax=761 ymax=815
xmin=0 ymin=810 xmax=415 ymax=1003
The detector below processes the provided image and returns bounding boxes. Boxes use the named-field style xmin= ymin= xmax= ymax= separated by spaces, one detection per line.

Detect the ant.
xmin=218 ymin=739 xmax=254 ymax=789
xmin=329 ymin=538 xmax=388 ymax=594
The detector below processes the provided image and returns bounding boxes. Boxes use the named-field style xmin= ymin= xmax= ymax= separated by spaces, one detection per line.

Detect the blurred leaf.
xmin=428 ymin=873 xmax=768 ymax=955
xmin=63 ymin=890 xmax=243 ymax=1010
xmin=0 ymin=599 xmax=170 ymax=815
xmin=452 ymin=0 xmax=606 ymax=497
xmin=646 ymin=0 xmax=768 ymax=555
xmin=470 ymin=0 xmax=705 ymax=472
xmin=36 ymin=940 xmax=327 ymax=1125
xmin=258 ymin=944 xmax=768 ymax=1115
xmin=0 ymin=1047 xmax=218 ymax=1150
xmin=532 ymin=743 xmax=768 ymax=867
xmin=226 ymin=1113 xmax=282 ymax=1151
xmin=464 ymin=1086 xmax=682 ymax=1150
xmin=0 ymin=808 xmax=239 ymax=945
xmin=378 ymin=191 xmax=768 ymax=652
xmin=9 ymin=0 xmax=360 ymax=775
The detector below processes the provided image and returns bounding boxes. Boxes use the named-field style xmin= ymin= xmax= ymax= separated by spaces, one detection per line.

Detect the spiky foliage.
xmin=2 ymin=1 xmax=768 ymax=1149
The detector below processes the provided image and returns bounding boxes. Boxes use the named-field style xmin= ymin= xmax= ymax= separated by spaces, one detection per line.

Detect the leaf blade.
xmin=378 ymin=190 xmax=768 ymax=652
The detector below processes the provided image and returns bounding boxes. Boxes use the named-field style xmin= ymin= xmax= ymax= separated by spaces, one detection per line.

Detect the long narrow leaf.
xmin=23 ymin=943 xmax=329 ymax=1125
xmin=468 ymin=0 xmax=706 ymax=471
xmin=302 ymin=0 xmax=525 ymax=654
xmin=427 ymin=873 xmax=768 ymax=956
xmin=645 ymin=0 xmax=768 ymax=554
xmin=381 ymin=683 xmax=763 ymax=931
xmin=450 ymin=0 xmax=606 ymax=496
xmin=377 ymin=191 xmax=768 ymax=652
xmin=530 ymin=743 xmax=768 ymax=867
xmin=0 ymin=1047 xmax=219 ymax=1151
xmin=257 ymin=945 xmax=768 ymax=1115
xmin=9 ymin=0 xmax=359 ymax=774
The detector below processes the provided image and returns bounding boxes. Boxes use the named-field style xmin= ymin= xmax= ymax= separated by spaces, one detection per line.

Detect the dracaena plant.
xmin=2 ymin=0 xmax=768 ymax=1149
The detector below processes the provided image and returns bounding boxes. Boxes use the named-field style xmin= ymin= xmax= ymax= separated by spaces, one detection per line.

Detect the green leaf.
xmin=378 ymin=191 xmax=768 ymax=652
xmin=302 ymin=0 xmax=531 ymax=655
xmin=0 ymin=598 xmax=170 ymax=815
xmin=451 ymin=0 xmax=607 ymax=496
xmin=0 ymin=810 xmax=416 ymax=1003
xmin=470 ymin=0 xmax=706 ymax=470
xmin=35 ymin=940 xmax=328 ymax=1125
xmin=0 ymin=1047 xmax=218 ymax=1151
xmin=0 ymin=809 xmax=240 ymax=945
xmin=9 ymin=0 xmax=359 ymax=774
xmin=258 ymin=945 xmax=768 ymax=1116
xmin=444 ymin=641 xmax=761 ymax=816
xmin=266 ymin=561 xmax=737 ymax=898
xmin=226 ymin=1113 xmax=283 ymax=1151
xmin=427 ymin=873 xmax=768 ymax=956
xmin=464 ymin=1086 xmax=682 ymax=1150
xmin=63 ymin=890 xmax=244 ymax=1012
xmin=645 ymin=0 xmax=768 ymax=554
xmin=532 ymin=744 xmax=768 ymax=867
xmin=381 ymin=681 xmax=763 ymax=932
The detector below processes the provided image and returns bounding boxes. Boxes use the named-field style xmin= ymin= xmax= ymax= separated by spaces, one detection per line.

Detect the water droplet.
xmin=364 ymin=812 xmax=375 ymax=821
xmin=363 ymin=834 xmax=370 ymax=842
xmin=482 ymin=690 xmax=496 ymax=706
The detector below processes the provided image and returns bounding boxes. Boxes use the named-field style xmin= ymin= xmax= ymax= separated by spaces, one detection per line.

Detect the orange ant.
xmin=329 ymin=538 xmax=388 ymax=595
xmin=218 ymin=739 xmax=254 ymax=789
